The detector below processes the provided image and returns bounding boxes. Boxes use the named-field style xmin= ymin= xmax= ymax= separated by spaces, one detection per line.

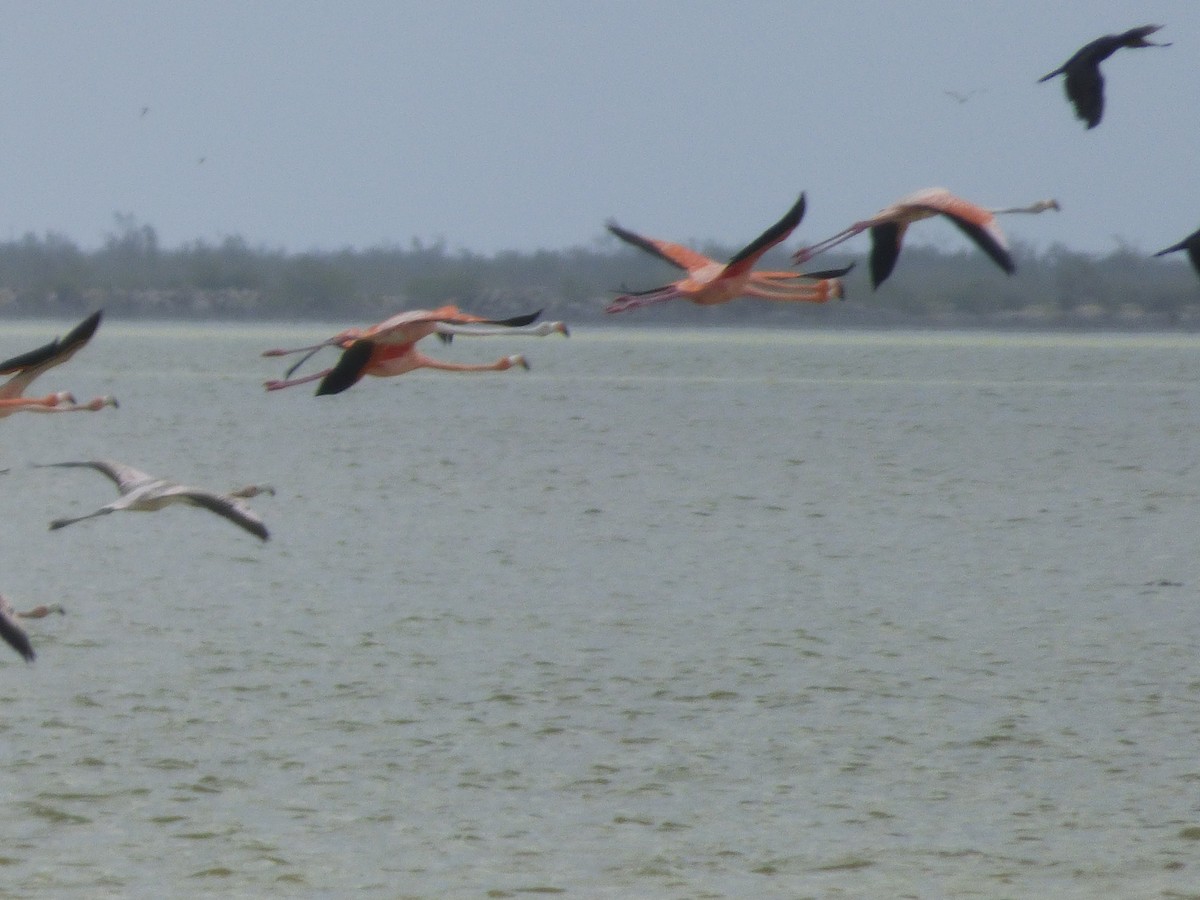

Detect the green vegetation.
xmin=0 ymin=217 xmax=1195 ymax=327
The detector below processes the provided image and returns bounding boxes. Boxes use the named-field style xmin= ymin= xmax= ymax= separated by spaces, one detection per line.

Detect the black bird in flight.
xmin=1153 ymin=228 xmax=1200 ymax=280
xmin=1038 ymin=25 xmax=1170 ymax=129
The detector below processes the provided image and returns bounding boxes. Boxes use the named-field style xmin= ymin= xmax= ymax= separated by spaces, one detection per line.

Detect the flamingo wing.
xmin=0 ymin=310 xmax=103 ymax=400
xmin=940 ymin=214 xmax=1016 ymax=275
xmin=316 ymin=340 xmax=376 ymax=396
xmin=868 ymin=222 xmax=908 ymax=288
xmin=800 ymin=262 xmax=856 ymax=280
xmin=902 ymin=190 xmax=1015 ymax=277
xmin=722 ymin=193 xmax=806 ymax=278
xmin=35 ymin=459 xmax=159 ymax=494
xmin=174 ymin=489 xmax=270 ymax=541
xmin=433 ymin=309 xmax=544 ymax=344
xmin=0 ymin=596 xmax=34 ymax=662
xmin=606 ymin=221 xmax=715 ymax=272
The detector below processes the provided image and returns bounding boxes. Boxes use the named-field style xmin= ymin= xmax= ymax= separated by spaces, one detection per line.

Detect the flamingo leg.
xmin=49 ymin=505 xmax=117 ymax=531
xmin=791 ymin=223 xmax=868 ymax=265
xmin=396 ymin=352 xmax=529 ymax=374
xmin=264 ymin=368 xmax=334 ymax=392
xmin=744 ymin=285 xmax=840 ymax=303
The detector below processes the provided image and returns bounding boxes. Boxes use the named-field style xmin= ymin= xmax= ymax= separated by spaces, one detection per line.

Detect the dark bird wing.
xmin=868 ymin=222 xmax=905 ymax=288
xmin=435 ymin=310 xmax=543 ymax=344
xmin=1153 ymin=227 xmax=1200 ymax=277
xmin=0 ymin=597 xmax=34 ymax=662
xmin=176 ymin=489 xmax=270 ymax=541
xmin=725 ymin=193 xmax=806 ymax=270
xmin=1064 ymin=62 xmax=1105 ymax=128
xmin=0 ymin=310 xmax=103 ymax=399
xmin=316 ymin=340 xmax=375 ymax=396
xmin=942 ymin=217 xmax=1016 ymax=276
xmin=800 ymin=262 xmax=856 ymax=280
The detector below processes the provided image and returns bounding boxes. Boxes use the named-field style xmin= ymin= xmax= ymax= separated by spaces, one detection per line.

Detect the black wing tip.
xmin=60 ymin=310 xmax=104 ymax=350
xmin=803 ymin=261 xmax=856 ymax=280
xmin=493 ymin=309 xmax=543 ymax=327
xmin=316 ymin=340 xmax=374 ymax=396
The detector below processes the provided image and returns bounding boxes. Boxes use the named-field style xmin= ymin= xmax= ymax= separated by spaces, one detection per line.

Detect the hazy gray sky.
xmin=0 ymin=1 xmax=1194 ymax=257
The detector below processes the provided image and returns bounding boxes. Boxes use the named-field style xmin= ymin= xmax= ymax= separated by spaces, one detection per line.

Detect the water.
xmin=0 ymin=322 xmax=1198 ymax=897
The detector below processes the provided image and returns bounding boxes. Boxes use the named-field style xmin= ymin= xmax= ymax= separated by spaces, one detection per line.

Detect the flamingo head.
xmin=504 ymin=354 xmax=530 ymax=371
xmin=83 ymin=395 xmax=119 ymax=411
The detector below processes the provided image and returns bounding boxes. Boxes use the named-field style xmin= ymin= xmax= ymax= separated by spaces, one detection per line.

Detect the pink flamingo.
xmin=263 ymin=305 xmax=568 ymax=395
xmin=792 ymin=188 xmax=1059 ymax=289
xmin=0 ymin=595 xmax=65 ymax=663
xmin=605 ymin=193 xmax=850 ymax=314
xmin=0 ymin=311 xmax=118 ymax=418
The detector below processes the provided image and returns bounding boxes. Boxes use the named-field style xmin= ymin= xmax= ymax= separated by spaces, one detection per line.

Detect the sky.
xmin=0 ymin=1 xmax=1194 ymax=258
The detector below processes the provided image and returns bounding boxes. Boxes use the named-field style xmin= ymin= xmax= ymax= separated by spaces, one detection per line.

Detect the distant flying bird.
xmin=1038 ymin=25 xmax=1170 ymax=129
xmin=944 ymin=89 xmax=985 ymax=104
xmin=605 ymin=193 xmax=851 ymax=314
xmin=1153 ymin=227 xmax=1200 ymax=279
xmin=262 ymin=305 xmax=569 ymax=394
xmin=0 ymin=311 xmax=118 ymax=418
xmin=792 ymin=188 xmax=1060 ymax=289
xmin=0 ymin=596 xmax=64 ymax=663
xmin=37 ymin=460 xmax=274 ymax=542
xmin=140 ymin=106 xmax=150 ymax=118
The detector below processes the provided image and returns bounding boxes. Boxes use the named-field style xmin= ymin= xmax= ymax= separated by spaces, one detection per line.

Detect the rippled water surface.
xmin=1 ymin=322 xmax=1199 ymax=897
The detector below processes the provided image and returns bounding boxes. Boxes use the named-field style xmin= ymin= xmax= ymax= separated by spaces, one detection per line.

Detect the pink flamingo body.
xmin=606 ymin=193 xmax=850 ymax=314
xmin=0 ymin=311 xmax=118 ymax=418
xmin=263 ymin=304 xmax=568 ymax=394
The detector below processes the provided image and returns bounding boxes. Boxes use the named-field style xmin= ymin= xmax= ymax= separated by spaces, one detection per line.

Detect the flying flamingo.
xmin=0 ymin=596 xmax=65 ymax=663
xmin=791 ymin=189 xmax=1060 ymax=289
xmin=1039 ymin=25 xmax=1170 ymax=129
xmin=36 ymin=460 xmax=274 ymax=541
xmin=604 ymin=193 xmax=852 ymax=314
xmin=0 ymin=311 xmax=118 ymax=418
xmin=262 ymin=304 xmax=569 ymax=395
xmin=1153 ymin=227 xmax=1200 ymax=280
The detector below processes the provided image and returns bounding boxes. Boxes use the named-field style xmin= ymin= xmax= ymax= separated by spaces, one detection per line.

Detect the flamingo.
xmin=604 ymin=193 xmax=851 ymax=314
xmin=1038 ymin=25 xmax=1170 ymax=129
xmin=791 ymin=189 xmax=1060 ymax=289
xmin=1153 ymin=227 xmax=1200 ymax=280
xmin=0 ymin=311 xmax=118 ymax=418
xmin=0 ymin=596 xmax=64 ymax=663
xmin=262 ymin=304 xmax=569 ymax=395
xmin=36 ymin=460 xmax=274 ymax=542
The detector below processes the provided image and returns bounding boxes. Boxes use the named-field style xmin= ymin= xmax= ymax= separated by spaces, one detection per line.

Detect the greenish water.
xmin=0 ymin=322 xmax=1197 ymax=897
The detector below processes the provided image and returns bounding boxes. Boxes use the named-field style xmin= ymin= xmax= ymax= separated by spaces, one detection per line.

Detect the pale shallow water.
xmin=0 ymin=322 xmax=1198 ymax=897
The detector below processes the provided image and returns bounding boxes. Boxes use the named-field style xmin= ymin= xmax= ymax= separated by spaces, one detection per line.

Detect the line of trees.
xmin=0 ymin=216 xmax=1195 ymax=327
